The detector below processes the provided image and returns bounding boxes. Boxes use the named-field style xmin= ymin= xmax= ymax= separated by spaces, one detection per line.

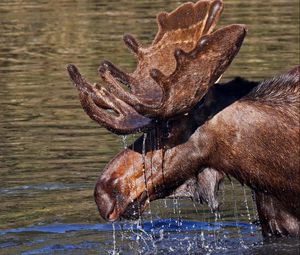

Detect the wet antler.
xmin=67 ymin=0 xmax=247 ymax=134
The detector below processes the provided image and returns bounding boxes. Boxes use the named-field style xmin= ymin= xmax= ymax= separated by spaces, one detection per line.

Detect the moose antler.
xmin=68 ymin=0 xmax=247 ymax=134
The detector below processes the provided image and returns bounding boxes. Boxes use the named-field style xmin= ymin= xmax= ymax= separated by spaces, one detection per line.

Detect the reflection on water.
xmin=0 ymin=0 xmax=299 ymax=254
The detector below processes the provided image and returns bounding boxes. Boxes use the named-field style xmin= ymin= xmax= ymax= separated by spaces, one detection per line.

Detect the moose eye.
xmin=162 ymin=122 xmax=173 ymax=139
xmin=163 ymin=131 xmax=172 ymax=139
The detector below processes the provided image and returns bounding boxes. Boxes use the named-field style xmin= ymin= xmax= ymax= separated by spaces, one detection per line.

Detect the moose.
xmin=67 ymin=0 xmax=300 ymax=238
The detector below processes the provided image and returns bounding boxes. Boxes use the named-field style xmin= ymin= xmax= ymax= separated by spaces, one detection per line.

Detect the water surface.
xmin=0 ymin=0 xmax=299 ymax=254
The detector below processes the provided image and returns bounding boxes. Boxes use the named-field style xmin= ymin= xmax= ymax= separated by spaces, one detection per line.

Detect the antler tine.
xmin=79 ymin=90 xmax=153 ymax=135
xmin=158 ymin=24 xmax=247 ymax=116
xmin=98 ymin=61 xmax=164 ymax=110
xmin=99 ymin=60 xmax=133 ymax=88
xmin=149 ymin=68 xmax=167 ymax=85
xmin=174 ymin=48 xmax=188 ymax=67
xmin=67 ymin=64 xmax=152 ymax=134
xmin=123 ymin=34 xmax=140 ymax=55
xmin=203 ymin=0 xmax=223 ymax=34
xmin=67 ymin=64 xmax=94 ymax=95
xmin=153 ymin=0 xmax=223 ymax=45
xmin=67 ymin=64 xmax=110 ymax=109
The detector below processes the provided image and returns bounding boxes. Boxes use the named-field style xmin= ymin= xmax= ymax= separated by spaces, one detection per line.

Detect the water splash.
xmin=141 ymin=133 xmax=148 ymax=195
xmin=0 ymin=219 xmax=262 ymax=254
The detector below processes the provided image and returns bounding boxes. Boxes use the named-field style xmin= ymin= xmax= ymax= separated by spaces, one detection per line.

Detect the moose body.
xmin=67 ymin=0 xmax=300 ymax=238
xmin=92 ymin=69 xmax=300 ymax=237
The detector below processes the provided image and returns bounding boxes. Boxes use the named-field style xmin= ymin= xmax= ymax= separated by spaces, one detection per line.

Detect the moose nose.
xmin=94 ymin=185 xmax=117 ymax=221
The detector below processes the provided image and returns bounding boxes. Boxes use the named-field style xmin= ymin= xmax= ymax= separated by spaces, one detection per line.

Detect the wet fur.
xmin=193 ymin=67 xmax=300 ymax=236
xmin=95 ymin=67 xmax=300 ymax=238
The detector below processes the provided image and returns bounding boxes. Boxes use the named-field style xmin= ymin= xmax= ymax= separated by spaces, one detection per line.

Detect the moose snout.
xmin=94 ymin=183 xmax=119 ymax=221
xmin=93 ymin=149 xmax=146 ymax=221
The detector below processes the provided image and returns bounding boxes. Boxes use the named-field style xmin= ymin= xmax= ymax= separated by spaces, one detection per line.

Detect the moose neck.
xmin=127 ymin=78 xmax=261 ymax=198
xmin=192 ymin=77 xmax=259 ymax=126
xmin=138 ymin=74 xmax=299 ymax=216
xmin=93 ymin=69 xmax=299 ymax=238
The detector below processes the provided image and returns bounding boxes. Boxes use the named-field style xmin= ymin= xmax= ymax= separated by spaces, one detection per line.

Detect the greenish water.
xmin=0 ymin=0 xmax=299 ymax=254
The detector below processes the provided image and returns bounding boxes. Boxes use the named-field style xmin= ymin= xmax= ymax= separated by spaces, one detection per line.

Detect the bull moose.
xmin=67 ymin=0 xmax=300 ymax=238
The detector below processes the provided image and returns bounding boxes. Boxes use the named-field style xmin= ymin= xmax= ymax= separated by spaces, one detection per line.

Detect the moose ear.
xmin=191 ymin=24 xmax=247 ymax=86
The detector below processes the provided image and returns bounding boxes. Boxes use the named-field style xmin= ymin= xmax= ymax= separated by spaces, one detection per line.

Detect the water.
xmin=0 ymin=0 xmax=299 ymax=254
xmin=0 ymin=219 xmax=258 ymax=254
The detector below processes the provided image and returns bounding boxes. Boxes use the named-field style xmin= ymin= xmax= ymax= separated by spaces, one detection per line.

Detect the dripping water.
xmin=250 ymin=190 xmax=259 ymax=225
xmin=163 ymin=120 xmax=184 ymax=229
xmin=141 ymin=133 xmax=158 ymax=253
xmin=189 ymin=184 xmax=201 ymax=247
xmin=243 ymin=186 xmax=255 ymax=235
xmin=188 ymin=186 xmax=201 ymax=249
xmin=214 ymin=174 xmax=227 ymax=250
xmin=112 ymin=222 xmax=118 ymax=255
xmin=190 ymin=185 xmax=200 ymax=214
xmin=141 ymin=133 xmax=154 ymax=225
xmin=119 ymin=135 xmax=128 ymax=250
xmin=212 ymin=209 xmax=221 ymax=249
xmin=174 ymin=194 xmax=183 ymax=227
xmin=149 ymin=131 xmax=163 ymax=220
xmin=163 ymin=198 xmax=168 ymax=208
xmin=121 ymin=135 xmax=128 ymax=149
xmin=130 ymin=134 xmax=143 ymax=251
xmin=172 ymin=195 xmax=179 ymax=227
xmin=230 ymin=181 xmax=247 ymax=249
xmin=131 ymin=221 xmax=151 ymax=253
xmin=109 ymin=136 xmax=126 ymax=254
xmin=218 ymin=180 xmax=228 ymax=243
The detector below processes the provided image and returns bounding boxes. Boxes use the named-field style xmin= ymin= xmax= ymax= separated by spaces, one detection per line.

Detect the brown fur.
xmin=94 ymin=67 xmax=300 ymax=237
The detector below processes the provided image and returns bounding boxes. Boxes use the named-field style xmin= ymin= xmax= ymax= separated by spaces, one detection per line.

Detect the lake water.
xmin=0 ymin=0 xmax=299 ymax=254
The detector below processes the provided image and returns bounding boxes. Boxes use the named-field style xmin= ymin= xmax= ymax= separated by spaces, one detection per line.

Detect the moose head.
xmin=67 ymin=0 xmax=300 ymax=237
xmin=67 ymin=0 xmax=246 ymax=220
